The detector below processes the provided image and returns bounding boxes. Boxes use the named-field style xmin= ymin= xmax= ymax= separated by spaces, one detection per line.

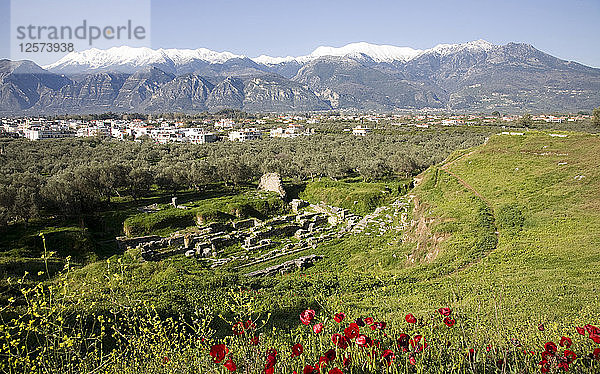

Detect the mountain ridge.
xmin=1 ymin=40 xmax=599 ymax=114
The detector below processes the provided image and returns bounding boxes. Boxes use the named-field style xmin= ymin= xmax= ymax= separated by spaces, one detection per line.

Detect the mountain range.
xmin=1 ymin=40 xmax=599 ymax=114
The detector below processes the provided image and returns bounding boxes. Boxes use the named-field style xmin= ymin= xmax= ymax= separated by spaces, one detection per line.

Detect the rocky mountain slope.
xmin=1 ymin=40 xmax=599 ymax=114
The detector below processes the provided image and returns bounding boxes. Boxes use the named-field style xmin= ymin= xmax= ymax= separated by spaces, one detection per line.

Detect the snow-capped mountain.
xmin=4 ymin=40 xmax=598 ymax=114
xmin=44 ymin=40 xmax=497 ymax=74
xmin=44 ymin=46 xmax=246 ymax=74
xmin=255 ymin=42 xmax=422 ymax=65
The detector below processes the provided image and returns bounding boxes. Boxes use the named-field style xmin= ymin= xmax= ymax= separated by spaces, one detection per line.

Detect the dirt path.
xmin=438 ymin=148 xmax=500 ymax=274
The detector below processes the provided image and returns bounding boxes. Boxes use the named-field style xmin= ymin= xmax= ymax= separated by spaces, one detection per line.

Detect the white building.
xmin=270 ymin=124 xmax=311 ymax=138
xmin=25 ymin=127 xmax=75 ymax=140
xmin=352 ymin=125 xmax=371 ymax=136
xmin=229 ymin=128 xmax=262 ymax=142
xmin=183 ymin=128 xmax=218 ymax=144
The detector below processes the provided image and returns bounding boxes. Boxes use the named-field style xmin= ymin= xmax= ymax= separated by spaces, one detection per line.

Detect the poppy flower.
xmin=332 ymin=334 xmax=349 ymax=349
xmin=313 ymin=323 xmax=323 ymax=334
xmin=328 ymin=369 xmax=343 ymax=374
xmin=334 ymin=313 xmax=346 ymax=323
xmin=265 ymin=368 xmax=274 ymax=374
xmin=364 ymin=317 xmax=374 ymax=325
xmin=438 ymin=307 xmax=452 ymax=316
xmin=300 ymin=309 xmax=316 ymax=325
xmin=409 ymin=354 xmax=416 ymax=365
xmin=397 ymin=333 xmax=409 ymax=352
xmin=443 ymin=317 xmax=455 ymax=327
xmin=564 ymin=350 xmax=576 ymax=364
xmin=576 ymin=326 xmax=586 ymax=336
xmin=592 ymin=348 xmax=600 ymax=360
xmin=303 ymin=365 xmax=318 ymax=374
xmin=324 ymin=349 xmax=336 ymax=362
xmin=405 ymin=313 xmax=417 ymax=324
xmin=355 ymin=334 xmax=368 ymax=346
xmin=559 ymin=336 xmax=572 ymax=348
xmin=265 ymin=348 xmax=277 ymax=370
xmin=590 ymin=333 xmax=600 ymax=344
xmin=374 ymin=322 xmax=386 ymax=330
xmin=210 ymin=344 xmax=228 ymax=363
xmin=224 ymin=358 xmax=237 ymax=372
xmin=467 ymin=348 xmax=476 ymax=362
xmin=250 ymin=336 xmax=260 ymax=345
xmin=585 ymin=324 xmax=600 ymax=335
xmin=382 ymin=349 xmax=395 ymax=366
xmin=344 ymin=323 xmax=360 ymax=339
xmin=486 ymin=345 xmax=492 ymax=352
xmin=355 ymin=318 xmax=365 ymax=327
xmin=544 ymin=342 xmax=557 ymax=354
xmin=292 ymin=343 xmax=304 ymax=358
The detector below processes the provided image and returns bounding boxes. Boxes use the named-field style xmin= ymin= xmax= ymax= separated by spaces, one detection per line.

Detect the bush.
xmin=497 ymin=203 xmax=524 ymax=235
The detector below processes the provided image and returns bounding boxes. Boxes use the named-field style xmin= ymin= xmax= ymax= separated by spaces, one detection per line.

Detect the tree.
xmin=593 ymin=107 xmax=600 ymax=127
xmin=519 ymin=114 xmax=533 ymax=127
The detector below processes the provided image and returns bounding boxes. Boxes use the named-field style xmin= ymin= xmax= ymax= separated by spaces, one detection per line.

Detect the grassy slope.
xmin=325 ymin=131 xmax=600 ymax=333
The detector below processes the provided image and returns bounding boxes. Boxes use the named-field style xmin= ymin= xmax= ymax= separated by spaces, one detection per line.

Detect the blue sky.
xmin=1 ymin=0 xmax=599 ymax=67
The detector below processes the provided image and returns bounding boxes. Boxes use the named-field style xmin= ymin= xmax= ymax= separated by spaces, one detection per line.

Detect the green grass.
xmin=122 ymin=190 xmax=287 ymax=237
xmin=299 ymin=177 xmax=410 ymax=215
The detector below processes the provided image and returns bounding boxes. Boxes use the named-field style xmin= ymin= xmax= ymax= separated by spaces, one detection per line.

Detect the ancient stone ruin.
xmin=258 ymin=173 xmax=287 ymax=199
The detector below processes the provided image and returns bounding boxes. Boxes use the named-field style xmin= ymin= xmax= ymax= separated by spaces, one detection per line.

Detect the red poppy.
xmin=334 ymin=313 xmax=346 ymax=323
xmin=585 ymin=324 xmax=600 ymax=335
xmin=559 ymin=336 xmax=572 ymax=348
xmin=592 ymin=348 xmax=600 ymax=360
xmin=397 ymin=333 xmax=409 ymax=352
xmin=409 ymin=354 xmax=416 ymax=365
xmin=264 ymin=368 xmax=274 ymax=374
xmin=382 ymin=349 xmax=395 ymax=366
xmin=355 ymin=334 xmax=368 ymax=347
xmin=328 ymin=369 xmax=343 ymax=374
xmin=564 ymin=350 xmax=576 ymax=364
xmin=373 ymin=322 xmax=386 ymax=330
xmin=300 ymin=309 xmax=316 ymax=325
xmin=265 ymin=348 xmax=277 ymax=370
xmin=355 ymin=318 xmax=365 ymax=327
xmin=313 ymin=323 xmax=323 ymax=334
xmin=324 ymin=348 xmax=337 ymax=362
xmin=443 ymin=317 xmax=455 ymax=327
xmin=544 ymin=342 xmax=557 ymax=354
xmin=576 ymin=326 xmax=586 ymax=336
xmin=467 ymin=348 xmax=476 ymax=362
xmin=291 ymin=343 xmax=304 ymax=358
xmin=405 ymin=313 xmax=417 ymax=324
xmin=224 ymin=358 xmax=237 ymax=372
xmin=364 ymin=317 xmax=374 ymax=325
xmin=590 ymin=333 xmax=600 ymax=344
xmin=210 ymin=344 xmax=228 ymax=363
xmin=232 ymin=321 xmax=244 ymax=336
xmin=303 ymin=365 xmax=319 ymax=374
xmin=344 ymin=323 xmax=360 ymax=339
xmin=486 ymin=345 xmax=491 ymax=352
xmin=332 ymin=334 xmax=349 ymax=349
xmin=250 ymin=336 xmax=260 ymax=345
xmin=438 ymin=307 xmax=452 ymax=316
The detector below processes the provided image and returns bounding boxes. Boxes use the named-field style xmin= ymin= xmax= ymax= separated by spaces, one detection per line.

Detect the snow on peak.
xmin=43 ymin=46 xmax=245 ymax=72
xmin=306 ymin=42 xmax=422 ymax=63
xmin=424 ymin=39 xmax=495 ymax=56
xmin=255 ymin=42 xmax=423 ymax=65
